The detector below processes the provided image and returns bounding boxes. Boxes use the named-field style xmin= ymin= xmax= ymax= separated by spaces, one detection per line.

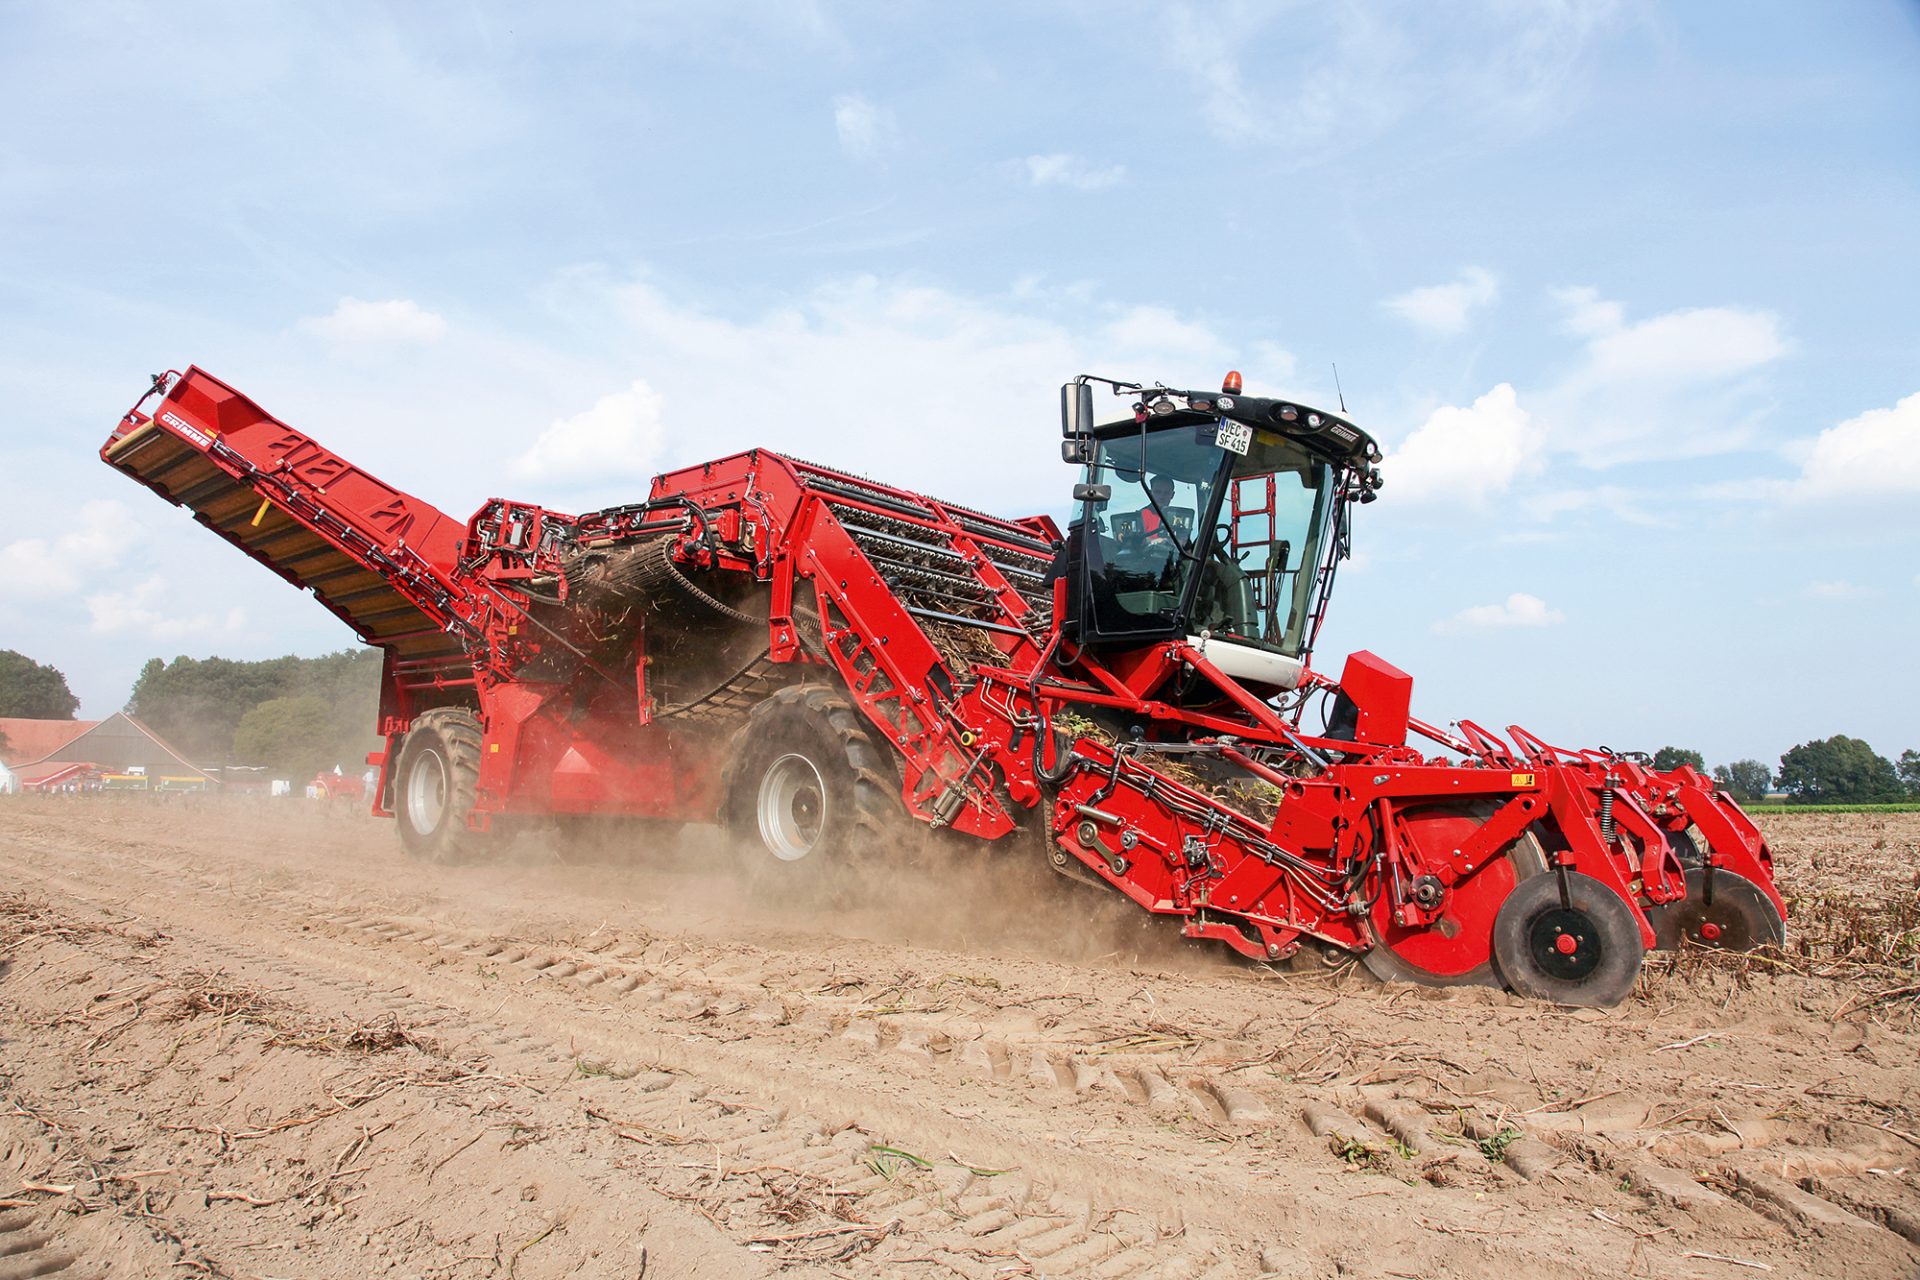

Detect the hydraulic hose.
xmin=1033 ymin=719 xmax=1079 ymax=786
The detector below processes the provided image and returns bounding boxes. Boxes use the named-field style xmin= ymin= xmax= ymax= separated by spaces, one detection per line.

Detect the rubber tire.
xmin=1644 ymin=867 xmax=1785 ymax=951
xmin=1490 ymin=870 xmax=1646 ymax=1008
xmin=394 ymin=708 xmax=486 ymax=865
xmin=720 ymin=684 xmax=898 ymax=890
xmin=1360 ymin=803 xmax=1548 ymax=990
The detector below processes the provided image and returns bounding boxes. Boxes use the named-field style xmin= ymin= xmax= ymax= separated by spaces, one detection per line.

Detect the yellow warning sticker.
xmin=1511 ymin=772 xmax=1536 ymax=787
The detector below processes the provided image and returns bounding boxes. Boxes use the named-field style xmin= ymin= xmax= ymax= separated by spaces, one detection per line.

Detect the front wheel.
xmin=721 ymin=684 xmax=898 ymax=890
xmin=394 ymin=708 xmax=486 ymax=865
xmin=1490 ymin=871 xmax=1646 ymax=1007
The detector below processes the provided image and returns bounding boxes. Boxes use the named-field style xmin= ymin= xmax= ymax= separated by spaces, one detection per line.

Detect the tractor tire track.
xmin=2 ymin=804 xmax=1916 ymax=1279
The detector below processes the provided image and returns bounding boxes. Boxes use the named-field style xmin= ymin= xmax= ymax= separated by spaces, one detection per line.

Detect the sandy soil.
xmin=1 ymin=797 xmax=1915 ymax=1279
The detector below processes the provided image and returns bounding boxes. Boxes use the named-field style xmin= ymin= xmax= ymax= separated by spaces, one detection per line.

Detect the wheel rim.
xmin=405 ymin=747 xmax=448 ymax=836
xmin=757 ymin=754 xmax=827 ymax=862
xmin=1526 ymin=906 xmax=1605 ymax=981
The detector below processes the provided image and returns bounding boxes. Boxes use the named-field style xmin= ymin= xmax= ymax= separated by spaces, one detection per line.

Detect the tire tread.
xmin=720 ymin=684 xmax=900 ymax=874
xmin=396 ymin=707 xmax=487 ymax=865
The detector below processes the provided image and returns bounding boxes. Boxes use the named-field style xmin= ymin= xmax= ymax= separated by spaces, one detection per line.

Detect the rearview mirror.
xmin=1060 ymin=381 xmax=1095 ymax=437
xmin=1072 ymin=482 xmax=1111 ymax=504
xmin=1061 ymin=437 xmax=1094 ymax=465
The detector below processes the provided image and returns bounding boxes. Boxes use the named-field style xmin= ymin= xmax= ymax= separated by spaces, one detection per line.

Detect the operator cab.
xmin=1059 ymin=374 xmax=1382 ymax=692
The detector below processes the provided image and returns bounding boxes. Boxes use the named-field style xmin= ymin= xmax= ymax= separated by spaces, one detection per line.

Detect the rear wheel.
xmin=394 ymin=709 xmax=486 ymax=865
xmin=721 ymin=685 xmax=899 ymax=890
xmin=1361 ymin=802 xmax=1547 ymax=989
xmin=1490 ymin=871 xmax=1646 ymax=1007
xmin=1644 ymin=867 xmax=1784 ymax=951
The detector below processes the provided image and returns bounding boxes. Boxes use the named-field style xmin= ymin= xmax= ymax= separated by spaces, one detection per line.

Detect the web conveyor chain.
xmin=657 ymin=653 xmax=792 ymax=724
xmin=838 ymin=519 xmax=972 ymax=570
xmin=793 ymin=459 xmax=1059 ymax=560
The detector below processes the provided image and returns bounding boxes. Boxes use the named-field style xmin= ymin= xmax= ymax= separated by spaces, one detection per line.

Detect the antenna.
xmin=1332 ymin=363 xmax=1347 ymax=414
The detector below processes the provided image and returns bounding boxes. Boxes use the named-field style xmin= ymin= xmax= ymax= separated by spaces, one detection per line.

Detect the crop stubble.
xmin=0 ymin=800 xmax=1914 ymax=1278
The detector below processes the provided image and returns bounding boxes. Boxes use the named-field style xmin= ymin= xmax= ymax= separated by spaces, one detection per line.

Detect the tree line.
xmin=1653 ymin=740 xmax=1920 ymax=805
xmin=0 ymin=647 xmax=382 ymax=780
xmin=128 ymin=650 xmax=385 ymax=778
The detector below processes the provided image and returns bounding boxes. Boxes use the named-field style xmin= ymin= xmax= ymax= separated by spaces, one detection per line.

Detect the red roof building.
xmin=0 ymin=717 xmax=95 ymax=766
xmin=0 ymin=713 xmax=216 ymax=788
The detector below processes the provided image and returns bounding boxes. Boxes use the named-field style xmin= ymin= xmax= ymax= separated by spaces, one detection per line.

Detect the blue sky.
xmin=1 ymin=1 xmax=1915 ymax=769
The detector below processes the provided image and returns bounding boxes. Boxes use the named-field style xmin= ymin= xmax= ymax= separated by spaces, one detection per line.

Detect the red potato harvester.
xmin=100 ymin=367 xmax=1785 ymax=1006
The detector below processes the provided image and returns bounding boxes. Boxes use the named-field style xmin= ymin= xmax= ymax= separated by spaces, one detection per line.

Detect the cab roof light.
xmin=1222 ymin=370 xmax=1243 ymax=394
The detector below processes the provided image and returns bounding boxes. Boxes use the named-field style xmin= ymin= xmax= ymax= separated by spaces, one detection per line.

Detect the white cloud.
xmin=1100 ymin=305 xmax=1220 ymax=359
xmin=1542 ymin=288 xmax=1788 ymax=464
xmin=1582 ymin=307 xmax=1786 ymax=384
xmin=1164 ymin=5 xmax=1408 ymax=151
xmin=1383 ymin=267 xmax=1499 ymax=335
xmin=1024 ymin=153 xmax=1126 ymax=190
xmin=1162 ymin=4 xmax=1616 ymax=156
xmin=1549 ymin=288 xmax=1788 ymax=381
xmin=1435 ymin=592 xmax=1566 ymax=632
xmin=585 ymin=276 xmax=1080 ymax=505
xmin=168 ymin=270 xmax=1292 ymax=519
xmin=832 ymin=93 xmax=896 ymax=160
xmin=86 ymin=576 xmax=247 ymax=638
xmin=1695 ymin=392 xmax=1920 ymax=509
xmin=512 ymin=380 xmax=667 ymax=484
xmin=1550 ymin=285 xmax=1624 ymax=338
xmin=302 ymin=297 xmax=447 ymax=344
xmin=1517 ymin=485 xmax=1662 ymax=526
xmin=1790 ymin=391 xmax=1920 ymax=500
xmin=490 ymin=273 xmax=1308 ymax=513
xmin=1382 ymin=383 xmax=1541 ymax=507
xmin=1804 ymin=580 xmax=1872 ymax=601
xmin=0 ymin=499 xmax=142 ymax=598
xmin=1244 ymin=341 xmax=1298 ymax=384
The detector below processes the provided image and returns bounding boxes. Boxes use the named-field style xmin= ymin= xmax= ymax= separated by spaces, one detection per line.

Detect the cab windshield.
xmin=1082 ymin=422 xmax=1334 ymax=655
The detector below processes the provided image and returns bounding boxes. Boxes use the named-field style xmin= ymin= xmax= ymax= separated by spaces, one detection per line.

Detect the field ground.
xmin=1745 ymin=804 xmax=1920 ymax=815
xmin=1 ymin=799 xmax=1916 ymax=1279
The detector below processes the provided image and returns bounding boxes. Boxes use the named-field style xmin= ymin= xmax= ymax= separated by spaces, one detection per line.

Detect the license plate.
xmin=1215 ymin=419 xmax=1253 ymax=455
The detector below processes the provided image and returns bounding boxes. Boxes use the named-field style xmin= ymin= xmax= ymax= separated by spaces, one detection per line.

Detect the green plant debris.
xmin=866 ymin=1144 xmax=933 ymax=1179
xmin=1477 ymin=1127 xmax=1523 ymax=1163
xmin=1333 ymin=1135 xmax=1392 ymax=1171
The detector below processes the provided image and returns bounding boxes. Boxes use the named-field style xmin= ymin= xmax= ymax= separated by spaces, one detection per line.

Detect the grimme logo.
xmin=159 ymin=411 xmax=213 ymax=449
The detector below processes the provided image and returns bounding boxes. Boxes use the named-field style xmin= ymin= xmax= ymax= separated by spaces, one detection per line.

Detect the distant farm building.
xmin=0 ymin=713 xmax=216 ymax=792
